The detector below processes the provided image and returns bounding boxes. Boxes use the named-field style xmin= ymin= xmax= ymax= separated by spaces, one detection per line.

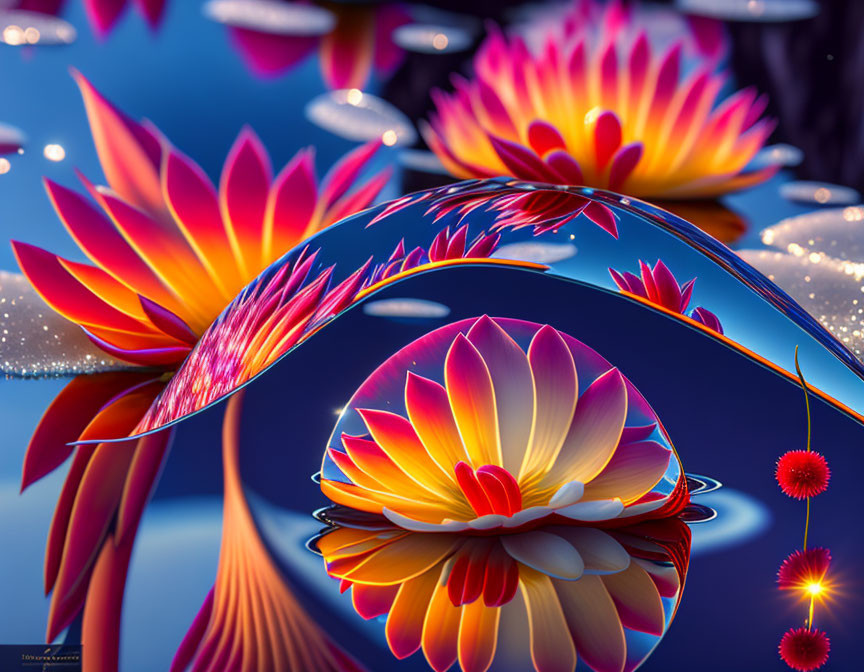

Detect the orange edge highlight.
xmin=619 ymin=290 xmax=864 ymax=425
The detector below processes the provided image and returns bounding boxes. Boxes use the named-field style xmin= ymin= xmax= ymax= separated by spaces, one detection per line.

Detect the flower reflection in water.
xmin=313 ymin=514 xmax=691 ymax=672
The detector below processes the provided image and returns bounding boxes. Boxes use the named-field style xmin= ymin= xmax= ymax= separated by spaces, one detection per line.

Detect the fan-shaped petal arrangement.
xmin=315 ymin=517 xmax=691 ymax=672
xmin=609 ymin=259 xmax=723 ymax=333
xmin=135 ymin=226 xmax=516 ymax=433
xmin=320 ymin=316 xmax=688 ymax=532
xmin=422 ymin=0 xmax=777 ymax=199
xmin=172 ymin=393 xmax=363 ymax=672
xmin=372 ymin=180 xmax=620 ymax=238
xmin=11 ymin=72 xmax=389 ymax=368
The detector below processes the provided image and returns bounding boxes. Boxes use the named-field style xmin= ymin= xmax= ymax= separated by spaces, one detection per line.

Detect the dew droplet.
xmin=392 ymin=23 xmax=474 ymax=54
xmin=203 ymin=0 xmax=335 ymax=35
xmin=676 ymin=0 xmax=818 ymax=22
xmin=305 ymin=89 xmax=417 ymax=146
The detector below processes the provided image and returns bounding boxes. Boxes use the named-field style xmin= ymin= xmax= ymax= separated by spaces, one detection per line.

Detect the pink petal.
xmin=47 ymin=440 xmax=137 ymax=640
xmin=593 ymin=111 xmax=622 ymax=171
xmin=608 ymin=143 xmax=643 ymax=191
xmin=73 ymin=70 xmax=165 ymax=214
xmin=544 ymin=151 xmax=584 ymax=185
xmin=266 ymin=148 xmax=318 ymax=259
xmin=11 ymin=241 xmax=150 ymax=334
xmin=81 ymin=533 xmax=134 ymax=672
xmin=163 ymin=148 xmax=244 ymax=296
xmin=650 ymin=260 xmax=684 ymax=312
xmin=138 ymin=296 xmax=197 ymax=345
xmin=219 ymin=126 xmax=272 ymax=275
xmin=115 ymin=428 xmax=173 ymax=545
xmin=83 ymin=0 xmax=126 ymax=37
xmin=488 ymin=135 xmax=559 ymax=182
xmin=319 ymin=140 xmax=382 ymax=212
xmin=527 ymin=120 xmax=566 ymax=157
xmin=584 ymin=202 xmax=618 ymax=238
xmin=21 ymin=373 xmax=152 ymax=492
xmin=133 ymin=0 xmax=166 ymax=27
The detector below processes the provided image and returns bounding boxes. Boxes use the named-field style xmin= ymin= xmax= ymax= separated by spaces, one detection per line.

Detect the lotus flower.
xmin=321 ymin=316 xmax=688 ymax=532
xmin=173 ymin=393 xmax=363 ymax=672
xmin=227 ymin=1 xmax=409 ymax=88
xmin=609 ymin=259 xmax=723 ymax=333
xmin=422 ymin=1 xmax=777 ymax=199
xmin=316 ymin=516 xmax=691 ymax=672
xmin=11 ymin=72 xmax=389 ymax=368
xmin=13 ymin=73 xmax=387 ymax=672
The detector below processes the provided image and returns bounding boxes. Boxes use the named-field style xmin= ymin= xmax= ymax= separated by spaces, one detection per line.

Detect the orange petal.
xmin=555 ymin=575 xmax=627 ymax=672
xmin=423 ymin=580 xmax=462 ymax=672
xmin=357 ymin=408 xmax=457 ymax=499
xmin=457 ymin=597 xmax=500 ymax=672
xmin=219 ymin=126 xmax=272 ymax=277
xmin=445 ymin=333 xmax=501 ymax=468
xmin=519 ymin=567 xmax=577 ymax=672
xmin=386 ymin=566 xmax=441 ymax=659
xmin=541 ymin=369 xmax=627 ymax=491
xmin=405 ymin=372 xmax=470 ymax=475
xmin=162 ymin=148 xmax=244 ymax=302
xmin=466 ymin=316 xmax=534 ymax=475
xmin=519 ymin=325 xmax=578 ymax=484
xmin=73 ymin=70 xmax=166 ymax=216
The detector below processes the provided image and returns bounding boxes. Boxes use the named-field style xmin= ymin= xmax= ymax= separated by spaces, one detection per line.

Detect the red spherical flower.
xmin=779 ymin=627 xmax=830 ymax=671
xmin=777 ymin=548 xmax=831 ymax=590
xmin=776 ymin=450 xmax=830 ymax=499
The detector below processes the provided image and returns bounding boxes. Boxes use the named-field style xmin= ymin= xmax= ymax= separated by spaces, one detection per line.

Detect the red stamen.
xmin=456 ymin=461 xmax=523 ymax=517
xmin=454 ymin=461 xmax=494 ymax=516
xmin=477 ymin=464 xmax=523 ymax=514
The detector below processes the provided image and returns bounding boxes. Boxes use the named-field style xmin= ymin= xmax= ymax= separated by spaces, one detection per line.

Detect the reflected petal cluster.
xmin=610 ymin=259 xmax=722 ymax=333
xmin=423 ymin=0 xmax=776 ymax=198
xmin=316 ymin=517 xmax=691 ymax=672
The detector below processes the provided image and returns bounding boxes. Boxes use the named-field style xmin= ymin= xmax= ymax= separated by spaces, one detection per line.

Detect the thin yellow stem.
xmin=794 ymin=345 xmax=812 ymax=452
xmin=808 ymin=594 xmax=815 ymax=630
xmin=804 ymin=497 xmax=810 ymax=551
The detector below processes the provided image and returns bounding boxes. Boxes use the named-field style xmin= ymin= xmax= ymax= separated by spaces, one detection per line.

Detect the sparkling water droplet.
xmin=392 ymin=23 xmax=474 ymax=54
xmin=305 ymin=89 xmax=417 ymax=146
xmin=780 ymin=181 xmax=860 ymax=205
xmin=203 ymin=0 xmax=335 ymax=36
xmin=0 ymin=10 xmax=76 ymax=45
xmin=0 ymin=271 xmax=126 ymax=377
xmin=676 ymin=0 xmax=819 ymax=22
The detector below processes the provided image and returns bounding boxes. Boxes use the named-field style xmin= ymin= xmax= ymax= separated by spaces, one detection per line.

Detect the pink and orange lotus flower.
xmin=321 ymin=316 xmax=689 ymax=533
xmin=13 ymin=72 xmax=390 ymax=672
xmin=423 ymin=0 xmax=777 ymax=199
xmin=12 ymin=71 xmax=390 ymax=369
